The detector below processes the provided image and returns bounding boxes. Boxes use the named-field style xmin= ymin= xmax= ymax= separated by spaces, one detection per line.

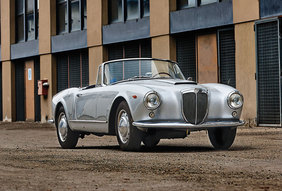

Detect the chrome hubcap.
xmin=117 ymin=110 xmax=130 ymax=144
xmin=58 ymin=113 xmax=68 ymax=142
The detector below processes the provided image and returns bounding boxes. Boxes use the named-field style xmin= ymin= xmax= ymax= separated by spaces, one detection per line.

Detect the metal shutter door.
xmin=34 ymin=59 xmax=41 ymax=121
xmin=218 ymin=29 xmax=236 ymax=88
xmin=257 ymin=21 xmax=280 ymax=125
xmin=57 ymin=54 xmax=69 ymax=92
xmin=124 ymin=42 xmax=139 ymax=58
xmin=108 ymin=44 xmax=123 ymax=60
xmin=176 ymin=34 xmax=196 ymax=80
xmin=124 ymin=42 xmax=139 ymax=78
xmin=15 ymin=63 xmax=25 ymax=121
xmin=69 ymin=52 xmax=81 ymax=88
xmin=81 ymin=51 xmax=89 ymax=87
xmin=0 ymin=63 xmax=2 ymax=121
xmin=141 ymin=40 xmax=152 ymax=58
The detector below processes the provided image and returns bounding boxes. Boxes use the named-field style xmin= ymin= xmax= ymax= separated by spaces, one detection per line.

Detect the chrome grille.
xmin=182 ymin=90 xmax=208 ymax=125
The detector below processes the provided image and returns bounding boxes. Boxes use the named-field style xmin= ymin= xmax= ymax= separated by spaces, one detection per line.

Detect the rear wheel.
xmin=208 ymin=127 xmax=237 ymax=150
xmin=56 ymin=106 xmax=79 ymax=149
xmin=115 ymin=101 xmax=143 ymax=151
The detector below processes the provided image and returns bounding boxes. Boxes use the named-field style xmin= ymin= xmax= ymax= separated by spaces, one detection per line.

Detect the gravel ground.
xmin=0 ymin=122 xmax=281 ymax=191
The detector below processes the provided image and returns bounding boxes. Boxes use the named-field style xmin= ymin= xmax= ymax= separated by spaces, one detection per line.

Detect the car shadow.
xmin=48 ymin=145 xmax=255 ymax=153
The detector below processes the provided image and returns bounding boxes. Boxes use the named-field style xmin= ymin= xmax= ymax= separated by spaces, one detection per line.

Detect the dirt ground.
xmin=0 ymin=122 xmax=281 ymax=191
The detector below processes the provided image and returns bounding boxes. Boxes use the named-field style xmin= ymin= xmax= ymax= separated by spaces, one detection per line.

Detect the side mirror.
xmin=187 ymin=77 xmax=193 ymax=81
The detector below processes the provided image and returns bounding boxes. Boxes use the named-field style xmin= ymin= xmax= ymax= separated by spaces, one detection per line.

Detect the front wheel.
xmin=208 ymin=127 xmax=237 ymax=150
xmin=115 ymin=101 xmax=143 ymax=151
xmin=143 ymin=137 xmax=160 ymax=148
xmin=56 ymin=106 xmax=79 ymax=149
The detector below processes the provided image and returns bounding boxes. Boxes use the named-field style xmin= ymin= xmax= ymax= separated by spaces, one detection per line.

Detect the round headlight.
xmin=228 ymin=92 xmax=244 ymax=109
xmin=144 ymin=92 xmax=161 ymax=110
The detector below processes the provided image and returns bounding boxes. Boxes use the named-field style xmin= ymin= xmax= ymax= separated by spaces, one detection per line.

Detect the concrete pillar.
xmin=40 ymin=54 xmax=56 ymax=122
xmin=197 ymin=33 xmax=218 ymax=84
xmin=150 ymin=0 xmax=176 ymax=61
xmin=39 ymin=0 xmax=56 ymax=54
xmin=233 ymin=0 xmax=259 ymax=24
xmin=151 ymin=35 xmax=176 ymax=61
xmin=150 ymin=0 xmax=176 ymax=37
xmin=89 ymin=46 xmax=107 ymax=85
xmin=1 ymin=0 xmax=15 ymax=61
xmin=87 ymin=0 xmax=107 ymax=47
xmin=235 ymin=22 xmax=257 ymax=126
xmin=2 ymin=61 xmax=15 ymax=121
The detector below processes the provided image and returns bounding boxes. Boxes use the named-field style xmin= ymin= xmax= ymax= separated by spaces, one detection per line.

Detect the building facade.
xmin=0 ymin=0 xmax=281 ymax=126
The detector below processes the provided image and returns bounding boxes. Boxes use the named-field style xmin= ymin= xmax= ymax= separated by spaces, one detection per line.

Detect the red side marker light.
xmin=132 ymin=95 xmax=137 ymax=99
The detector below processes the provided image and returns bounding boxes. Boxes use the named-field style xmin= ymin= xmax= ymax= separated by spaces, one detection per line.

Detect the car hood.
xmin=117 ymin=79 xmax=205 ymax=93
xmin=115 ymin=78 xmax=236 ymax=96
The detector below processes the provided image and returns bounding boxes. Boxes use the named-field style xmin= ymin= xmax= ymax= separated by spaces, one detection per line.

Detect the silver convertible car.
xmin=52 ymin=58 xmax=244 ymax=151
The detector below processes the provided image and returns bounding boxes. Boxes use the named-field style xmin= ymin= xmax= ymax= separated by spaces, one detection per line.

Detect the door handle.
xmin=76 ymin=93 xmax=82 ymax=97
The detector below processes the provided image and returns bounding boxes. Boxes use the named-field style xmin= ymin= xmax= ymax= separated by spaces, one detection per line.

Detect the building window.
xmin=16 ymin=0 xmax=39 ymax=42
xmin=109 ymin=0 xmax=123 ymax=23
xmin=83 ymin=0 xmax=87 ymax=29
xmin=177 ymin=0 xmax=196 ymax=9
xmin=57 ymin=0 xmax=67 ymax=34
xmin=142 ymin=0 xmax=150 ymax=17
xmin=126 ymin=0 xmax=139 ymax=20
xmin=200 ymin=0 xmax=218 ymax=6
xmin=177 ymin=0 xmax=221 ymax=10
xmin=56 ymin=0 xmax=87 ymax=35
xmin=70 ymin=0 xmax=80 ymax=31
xmin=108 ymin=0 xmax=150 ymax=24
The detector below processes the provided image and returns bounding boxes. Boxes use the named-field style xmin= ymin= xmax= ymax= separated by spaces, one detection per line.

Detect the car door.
xmin=70 ymin=87 xmax=109 ymax=133
xmin=75 ymin=88 xmax=100 ymax=121
xmin=71 ymin=66 xmax=109 ymax=133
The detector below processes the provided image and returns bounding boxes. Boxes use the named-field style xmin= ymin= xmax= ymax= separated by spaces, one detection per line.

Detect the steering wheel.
xmin=152 ymin=72 xmax=172 ymax=78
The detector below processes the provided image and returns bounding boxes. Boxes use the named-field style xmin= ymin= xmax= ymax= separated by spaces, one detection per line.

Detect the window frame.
xmin=16 ymin=0 xmax=39 ymax=43
xmin=56 ymin=0 xmax=87 ymax=35
xmin=108 ymin=0 xmax=150 ymax=24
xmin=199 ymin=0 xmax=219 ymax=6
xmin=177 ymin=0 xmax=222 ymax=10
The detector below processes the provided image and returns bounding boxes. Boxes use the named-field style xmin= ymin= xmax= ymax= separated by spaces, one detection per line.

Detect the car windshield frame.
xmin=102 ymin=58 xmax=186 ymax=86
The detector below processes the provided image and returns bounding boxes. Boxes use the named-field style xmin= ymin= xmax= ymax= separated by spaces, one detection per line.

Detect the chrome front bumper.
xmin=48 ymin=119 xmax=54 ymax=124
xmin=132 ymin=120 xmax=245 ymax=130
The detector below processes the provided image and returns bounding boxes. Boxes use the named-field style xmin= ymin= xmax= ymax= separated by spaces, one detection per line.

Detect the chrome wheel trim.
xmin=58 ymin=113 xmax=68 ymax=142
xmin=117 ymin=109 xmax=130 ymax=144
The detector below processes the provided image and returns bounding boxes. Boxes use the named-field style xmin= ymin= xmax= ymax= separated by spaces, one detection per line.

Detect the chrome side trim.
xmin=48 ymin=119 xmax=54 ymax=124
xmin=132 ymin=120 xmax=245 ymax=129
xmin=69 ymin=120 xmax=107 ymax=123
xmin=68 ymin=120 xmax=108 ymax=133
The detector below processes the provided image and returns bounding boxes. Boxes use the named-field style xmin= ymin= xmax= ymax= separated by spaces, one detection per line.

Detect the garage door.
xmin=256 ymin=20 xmax=281 ymax=125
xmin=176 ymin=34 xmax=196 ymax=81
xmin=218 ymin=28 xmax=236 ymax=88
xmin=15 ymin=62 xmax=25 ymax=121
xmin=57 ymin=50 xmax=89 ymax=92
xmin=34 ymin=59 xmax=41 ymax=122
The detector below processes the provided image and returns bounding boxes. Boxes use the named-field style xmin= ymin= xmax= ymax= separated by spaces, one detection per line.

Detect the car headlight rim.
xmin=227 ymin=91 xmax=244 ymax=109
xmin=144 ymin=91 xmax=161 ymax=110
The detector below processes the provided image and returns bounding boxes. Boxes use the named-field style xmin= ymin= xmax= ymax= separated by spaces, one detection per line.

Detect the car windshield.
xmin=103 ymin=59 xmax=186 ymax=85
